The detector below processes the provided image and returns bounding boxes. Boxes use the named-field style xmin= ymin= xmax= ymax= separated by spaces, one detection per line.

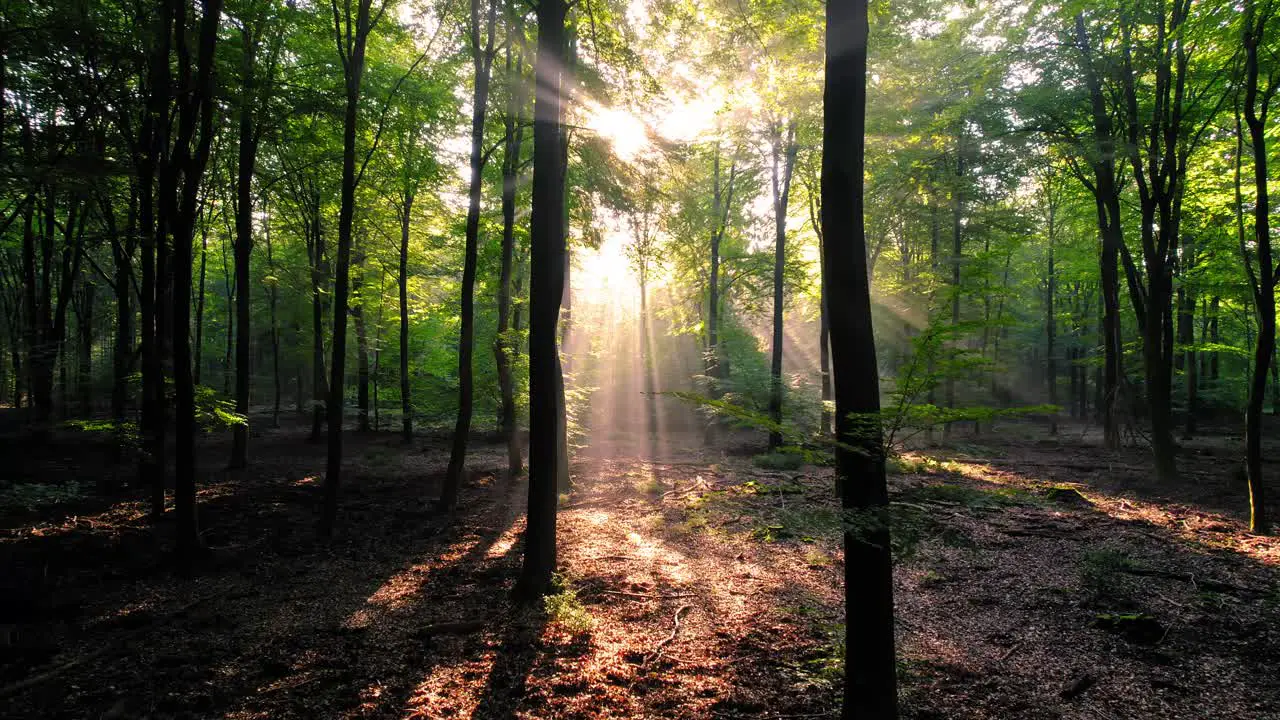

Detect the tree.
xmin=822 ymin=0 xmax=898 ymax=715
xmin=1240 ymin=0 xmax=1276 ymax=533
xmin=515 ymin=0 xmax=568 ymax=602
xmin=442 ymin=0 xmax=499 ymax=511
xmin=321 ymin=0 xmax=387 ymax=539
xmin=495 ymin=19 xmax=528 ymax=476
xmin=767 ymin=120 xmax=797 ymax=451
xmin=163 ymin=0 xmax=227 ymax=565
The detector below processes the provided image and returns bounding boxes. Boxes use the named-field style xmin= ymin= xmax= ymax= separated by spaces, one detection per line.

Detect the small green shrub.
xmin=1080 ymin=548 xmax=1135 ymax=598
xmin=545 ymin=576 xmax=593 ymax=636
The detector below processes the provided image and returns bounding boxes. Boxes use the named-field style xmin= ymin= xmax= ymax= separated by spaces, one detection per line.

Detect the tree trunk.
xmin=321 ymin=1 xmax=378 ymax=539
xmin=266 ymin=209 xmax=281 ymax=427
xmin=823 ymin=0 xmax=899 ymax=713
xmin=1243 ymin=0 xmax=1273 ymax=533
xmin=194 ymin=218 xmax=207 ymax=386
xmin=767 ymin=123 xmax=797 ymax=452
xmin=354 ymin=254 xmax=370 ymax=433
xmin=230 ymin=30 xmax=260 ymax=470
xmin=495 ymin=41 xmax=524 ymax=475
xmin=1047 ymin=235 xmax=1057 ymax=433
xmin=165 ymin=0 xmax=224 ymax=566
xmin=111 ymin=191 xmax=136 ymax=423
xmin=309 ymin=207 xmax=327 ymax=443
xmin=515 ymin=0 xmax=567 ymax=602
xmin=1073 ymin=15 xmax=1126 ymax=450
xmin=399 ymin=192 xmax=413 ymax=441
xmin=76 ymin=283 xmax=94 ymax=413
xmin=1209 ymin=295 xmax=1220 ymax=381
xmin=443 ymin=0 xmax=498 ymax=510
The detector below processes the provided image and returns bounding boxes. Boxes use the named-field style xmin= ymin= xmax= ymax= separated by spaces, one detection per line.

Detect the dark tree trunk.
xmin=944 ymin=137 xmax=963 ymax=438
xmin=767 ymin=123 xmax=797 ymax=452
xmin=1209 ymin=295 xmax=1220 ymax=381
xmin=1243 ymin=0 xmax=1273 ymax=533
xmin=515 ymin=0 xmax=567 ymax=602
xmin=321 ymin=0 xmax=378 ymax=539
xmin=265 ymin=211 xmax=281 ymax=427
xmin=399 ymin=192 xmax=413 ymax=440
xmin=230 ymin=29 xmax=260 ymax=470
xmin=1047 ymin=231 xmax=1057 ymax=434
xmin=221 ymin=228 xmax=233 ymax=396
xmin=823 ymin=0 xmax=899 ymax=713
xmin=1074 ymin=14 xmax=1123 ymax=450
xmin=111 ymin=191 xmax=137 ymax=423
xmin=164 ymin=0 xmax=224 ymax=566
xmin=443 ymin=0 xmax=498 ymax=509
xmin=76 ymin=282 xmax=94 ymax=413
xmin=194 ymin=218 xmax=207 ymax=386
xmin=309 ymin=205 xmax=327 ymax=443
xmin=354 ymin=249 xmax=370 ymax=433
xmin=495 ymin=39 xmax=525 ymax=475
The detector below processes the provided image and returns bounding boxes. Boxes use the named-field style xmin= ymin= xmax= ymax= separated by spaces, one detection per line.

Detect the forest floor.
xmin=2 ymin=414 xmax=1280 ymax=719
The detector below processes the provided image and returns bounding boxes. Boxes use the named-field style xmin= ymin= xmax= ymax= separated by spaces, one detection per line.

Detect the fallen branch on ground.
xmin=414 ymin=620 xmax=487 ymax=637
xmin=644 ymin=604 xmax=692 ymax=666
xmin=601 ymin=590 xmax=698 ymax=601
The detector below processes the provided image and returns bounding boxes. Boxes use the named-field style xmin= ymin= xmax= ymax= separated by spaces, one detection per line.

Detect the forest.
xmin=1 ymin=0 xmax=1278 ymax=716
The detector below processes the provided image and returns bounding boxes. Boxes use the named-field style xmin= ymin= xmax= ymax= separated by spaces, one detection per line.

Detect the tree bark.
xmin=767 ymin=122 xmax=797 ymax=451
xmin=495 ymin=37 xmax=525 ymax=476
xmin=230 ymin=25 xmax=261 ymax=470
xmin=823 ymin=0 xmax=899 ymax=713
xmin=515 ymin=0 xmax=567 ymax=603
xmin=399 ymin=190 xmax=413 ymax=440
xmin=321 ymin=0 xmax=378 ymax=539
xmin=443 ymin=0 xmax=499 ymax=509
xmin=1242 ymin=0 xmax=1274 ymax=533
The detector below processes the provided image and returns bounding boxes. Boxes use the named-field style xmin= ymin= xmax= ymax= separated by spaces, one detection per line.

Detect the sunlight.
xmin=582 ymin=100 xmax=650 ymax=162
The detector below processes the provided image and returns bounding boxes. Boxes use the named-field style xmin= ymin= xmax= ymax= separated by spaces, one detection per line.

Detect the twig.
xmin=998 ymin=641 xmax=1022 ymax=662
xmin=601 ymin=590 xmax=697 ymax=601
xmin=644 ymin=604 xmax=692 ymax=665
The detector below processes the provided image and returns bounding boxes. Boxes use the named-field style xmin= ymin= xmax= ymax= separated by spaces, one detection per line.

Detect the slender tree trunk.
xmin=640 ymin=270 xmax=658 ymax=457
xmin=135 ymin=5 xmax=170 ymax=518
xmin=1243 ymin=0 xmax=1273 ymax=533
xmin=111 ymin=191 xmax=136 ymax=423
xmin=194 ymin=219 xmax=207 ymax=386
xmin=310 ymin=211 xmax=327 ymax=443
xmin=1210 ymin=295 xmax=1220 ymax=381
xmin=266 ymin=210 xmax=281 ymax=427
xmin=495 ymin=43 xmax=524 ymax=474
xmin=354 ymin=253 xmax=370 ymax=433
xmin=166 ymin=0 xmax=224 ymax=566
xmin=945 ymin=140 xmax=963 ymax=438
xmin=515 ymin=0 xmax=567 ymax=602
xmin=230 ymin=33 xmax=260 ymax=470
xmin=823 ymin=0 xmax=899 ymax=713
xmin=1075 ymin=14 xmax=1124 ymax=450
xmin=399 ymin=192 xmax=413 ymax=440
xmin=221 ymin=228 xmax=233 ymax=396
xmin=76 ymin=283 xmax=94 ymax=413
xmin=443 ymin=0 xmax=498 ymax=509
xmin=321 ymin=1 xmax=377 ymax=539
xmin=1047 ymin=236 xmax=1057 ymax=433
xmin=767 ymin=123 xmax=796 ymax=451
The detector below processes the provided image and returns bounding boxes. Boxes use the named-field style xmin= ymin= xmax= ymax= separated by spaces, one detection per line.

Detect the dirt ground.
xmin=1 ymin=414 xmax=1278 ymax=719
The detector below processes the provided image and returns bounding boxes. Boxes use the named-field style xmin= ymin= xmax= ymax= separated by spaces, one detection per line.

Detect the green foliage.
xmin=0 ymin=482 xmax=88 ymax=511
xmin=544 ymin=575 xmax=593 ymax=636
